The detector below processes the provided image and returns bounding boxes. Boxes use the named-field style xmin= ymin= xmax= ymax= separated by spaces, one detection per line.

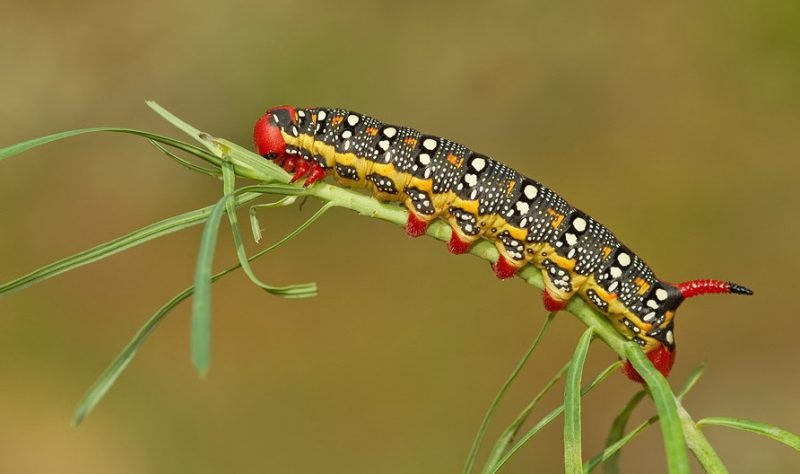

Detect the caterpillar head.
xmin=254 ymin=105 xmax=297 ymax=161
xmin=622 ymin=279 xmax=752 ymax=383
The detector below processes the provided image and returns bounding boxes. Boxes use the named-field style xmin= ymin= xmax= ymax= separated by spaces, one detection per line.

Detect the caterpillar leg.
xmin=622 ymin=344 xmax=675 ymax=382
xmin=405 ymin=212 xmax=430 ymax=237
xmin=540 ymin=258 xmax=579 ymax=312
xmin=448 ymin=230 xmax=473 ymax=254
xmin=542 ymin=290 xmax=568 ymax=312
xmin=492 ymin=231 xmax=527 ymax=279
xmin=493 ymin=254 xmax=524 ymax=279
xmin=286 ymin=155 xmax=327 ymax=187
xmin=403 ymin=187 xmax=438 ymax=238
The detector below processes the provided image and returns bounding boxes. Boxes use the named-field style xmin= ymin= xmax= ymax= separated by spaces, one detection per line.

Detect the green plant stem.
xmin=676 ymin=400 xmax=728 ymax=473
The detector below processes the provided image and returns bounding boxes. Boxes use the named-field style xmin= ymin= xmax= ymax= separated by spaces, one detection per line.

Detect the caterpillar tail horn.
xmin=677 ymin=279 xmax=754 ymax=299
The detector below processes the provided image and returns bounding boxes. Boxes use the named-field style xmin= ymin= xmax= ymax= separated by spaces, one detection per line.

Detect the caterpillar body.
xmin=253 ymin=105 xmax=753 ymax=382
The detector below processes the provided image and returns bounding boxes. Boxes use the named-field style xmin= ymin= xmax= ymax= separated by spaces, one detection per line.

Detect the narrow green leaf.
xmin=0 ymin=192 xmax=264 ymax=296
xmin=190 ymin=194 xmax=231 ymax=376
xmin=585 ymin=415 xmax=658 ymax=473
xmin=147 ymin=139 xmax=221 ymax=177
xmin=146 ymin=101 xmax=287 ymax=183
xmin=596 ymin=390 xmax=646 ymax=474
xmin=481 ymin=361 xmax=569 ymax=474
xmin=564 ymin=328 xmax=594 ymax=474
xmin=74 ymin=202 xmax=334 ymax=424
xmin=676 ymin=363 xmax=706 ymax=400
xmin=586 ymin=363 xmax=707 ymax=474
xmin=485 ymin=361 xmax=622 ymax=474
xmin=697 ymin=417 xmax=800 ymax=452
xmin=624 ymin=344 xmax=690 ymax=474
xmin=0 ymin=127 xmax=220 ymax=166
xmin=249 ymin=197 xmax=297 ymax=243
xmin=464 ymin=312 xmax=557 ymax=474
xmin=221 ymin=160 xmax=318 ymax=298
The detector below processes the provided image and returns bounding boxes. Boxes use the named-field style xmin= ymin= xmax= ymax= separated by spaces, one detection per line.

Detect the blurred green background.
xmin=1 ymin=0 xmax=799 ymax=472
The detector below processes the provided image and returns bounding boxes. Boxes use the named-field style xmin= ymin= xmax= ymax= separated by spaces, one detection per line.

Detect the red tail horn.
xmin=677 ymin=279 xmax=753 ymax=299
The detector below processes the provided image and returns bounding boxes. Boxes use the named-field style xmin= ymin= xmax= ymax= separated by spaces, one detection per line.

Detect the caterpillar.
xmin=253 ymin=106 xmax=753 ymax=382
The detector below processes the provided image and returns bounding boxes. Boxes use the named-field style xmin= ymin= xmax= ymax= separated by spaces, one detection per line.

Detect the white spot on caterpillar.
xmin=523 ymin=184 xmax=538 ymax=199
xmin=378 ymin=140 xmax=390 ymax=151
xmin=470 ymin=189 xmax=478 ymax=200
xmin=567 ymin=248 xmax=576 ymax=259
xmin=572 ymin=217 xmax=587 ymax=232
xmin=565 ymin=232 xmax=578 ymax=246
xmin=471 ymin=157 xmax=486 ymax=171
xmin=464 ymin=174 xmax=478 ymax=187
xmin=341 ymin=130 xmax=353 ymax=139
xmin=617 ymin=252 xmax=631 ymax=266
xmin=423 ymin=138 xmax=438 ymax=150
xmin=423 ymin=168 xmax=432 ymax=178
xmin=666 ymin=330 xmax=674 ymax=344
xmin=610 ymin=266 xmax=623 ymax=278
xmin=515 ymin=201 xmax=530 ymax=214
xmin=520 ymin=217 xmax=529 ymax=227
xmin=317 ymin=110 xmax=327 ymax=121
xmin=297 ymin=110 xmax=306 ymax=117
xmin=419 ymin=153 xmax=431 ymax=165
xmin=647 ymin=299 xmax=659 ymax=309
xmin=383 ymin=127 xmax=397 ymax=138
xmin=656 ymin=288 xmax=668 ymax=301
xmin=643 ymin=311 xmax=656 ymax=322
xmin=608 ymin=281 xmax=619 ymax=292
xmin=347 ymin=114 xmax=360 ymax=126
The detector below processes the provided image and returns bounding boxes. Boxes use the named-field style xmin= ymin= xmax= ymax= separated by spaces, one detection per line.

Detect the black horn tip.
xmin=728 ymin=282 xmax=754 ymax=295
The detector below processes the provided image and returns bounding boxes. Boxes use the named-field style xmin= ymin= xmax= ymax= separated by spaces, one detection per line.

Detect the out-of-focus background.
xmin=1 ymin=1 xmax=798 ymax=472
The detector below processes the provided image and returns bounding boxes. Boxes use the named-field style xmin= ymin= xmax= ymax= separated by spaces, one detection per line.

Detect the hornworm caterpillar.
xmin=253 ymin=106 xmax=752 ymax=381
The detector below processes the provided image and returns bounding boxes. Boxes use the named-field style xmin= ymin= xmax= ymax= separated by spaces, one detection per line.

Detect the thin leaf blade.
xmin=190 ymin=195 xmax=231 ymax=376
xmin=464 ymin=312 xmax=557 ymax=474
xmin=697 ymin=417 xmax=800 ymax=452
xmin=564 ymin=328 xmax=594 ymax=474
xmin=624 ymin=344 xmax=690 ymax=474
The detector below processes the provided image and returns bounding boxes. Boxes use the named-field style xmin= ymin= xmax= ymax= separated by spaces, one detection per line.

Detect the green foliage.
xmin=1 ymin=102 xmax=797 ymax=472
xmin=563 ymin=328 xmax=594 ymax=473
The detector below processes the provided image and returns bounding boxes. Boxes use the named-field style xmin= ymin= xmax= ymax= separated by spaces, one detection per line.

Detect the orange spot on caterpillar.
xmin=547 ymin=208 xmax=564 ymax=229
xmin=602 ymin=246 xmax=613 ymax=259
xmin=505 ymin=180 xmax=516 ymax=195
xmin=635 ymin=277 xmax=651 ymax=295
xmin=404 ymin=137 xmax=417 ymax=147
xmin=447 ymin=153 xmax=463 ymax=168
xmin=331 ymin=116 xmax=344 ymax=126
xmin=366 ymin=127 xmax=378 ymax=136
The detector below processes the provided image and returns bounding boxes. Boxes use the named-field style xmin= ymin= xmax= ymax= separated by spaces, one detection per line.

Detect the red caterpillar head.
xmin=622 ymin=279 xmax=752 ymax=383
xmin=254 ymin=105 xmax=297 ymax=161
